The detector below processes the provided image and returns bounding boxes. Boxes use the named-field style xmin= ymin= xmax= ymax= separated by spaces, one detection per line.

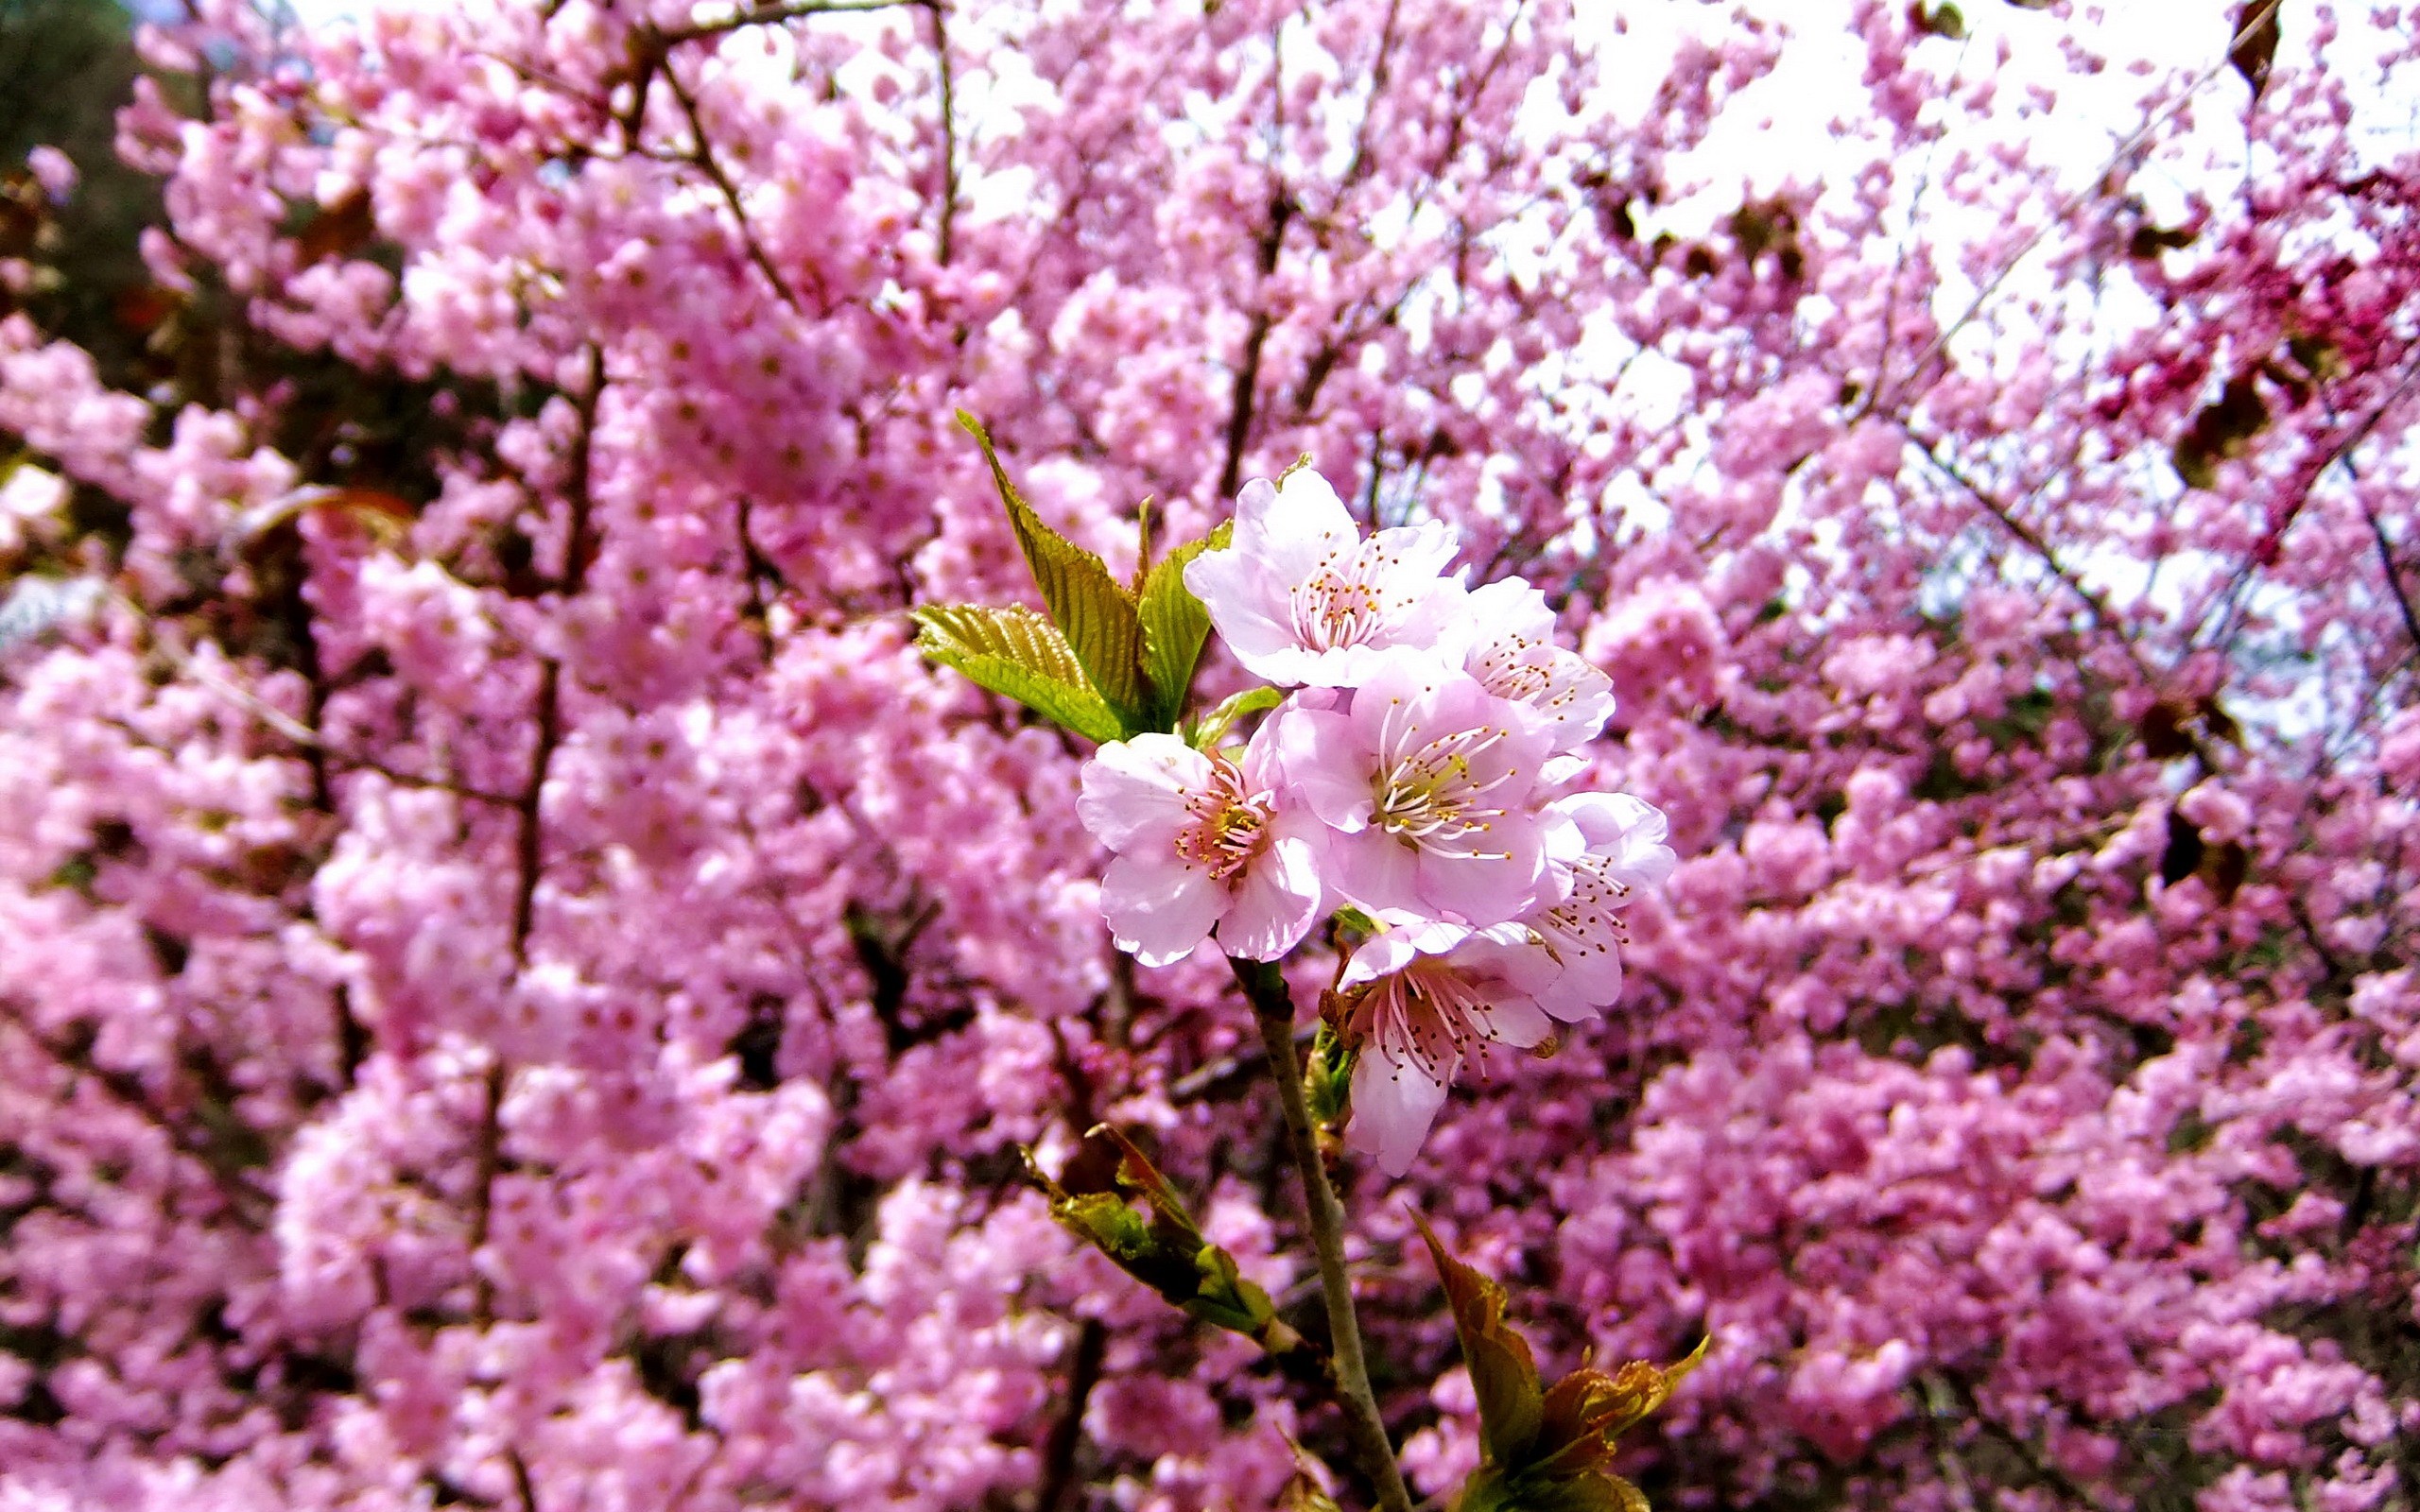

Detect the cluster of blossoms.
xmin=1078 ymin=468 xmax=1674 ymax=1173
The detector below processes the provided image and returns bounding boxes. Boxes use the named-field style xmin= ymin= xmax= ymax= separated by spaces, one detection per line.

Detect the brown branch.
xmin=1898 ymin=425 xmax=2221 ymax=766
xmin=1167 ymin=1021 xmax=1315 ymax=1103
xmin=653 ymin=0 xmax=919 ymax=46
xmin=508 ymin=1449 xmax=540 ymax=1512
xmin=662 ymin=65 xmax=805 ymax=312
xmin=1218 ymin=194 xmax=1297 ymax=502
xmin=925 ymin=0 xmax=958 ymax=266
xmin=1032 ymin=1318 xmax=1108 ymax=1512
xmin=1896 ymin=0 xmax=2290 ymax=400
xmin=476 ymin=346 xmax=604 ymax=1329
xmin=0 ymin=1000 xmax=274 ymax=1228
xmin=2362 ymin=499 xmax=2420 ymax=659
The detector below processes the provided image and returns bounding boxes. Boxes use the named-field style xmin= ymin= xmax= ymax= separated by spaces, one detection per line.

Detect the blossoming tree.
xmin=2 ymin=0 xmax=2418 ymax=1508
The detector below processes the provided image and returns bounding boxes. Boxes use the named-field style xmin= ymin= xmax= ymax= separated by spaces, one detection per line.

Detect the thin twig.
xmin=1233 ymin=957 xmax=1413 ymax=1512
xmin=662 ymin=65 xmax=804 ymax=312
xmin=1218 ymin=194 xmax=1297 ymax=501
xmin=654 ymin=0 xmax=918 ymax=46
xmin=1896 ymin=0 xmax=2289 ymax=398
xmin=925 ymin=0 xmax=958 ymax=266
xmin=1032 ymin=1318 xmax=1107 ymax=1512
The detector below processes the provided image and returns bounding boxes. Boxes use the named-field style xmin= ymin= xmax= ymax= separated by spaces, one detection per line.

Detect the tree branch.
xmin=654 ymin=0 xmax=920 ymax=46
xmin=1233 ymin=957 xmax=1412 ymax=1512
xmin=662 ymin=65 xmax=804 ymax=313
xmin=925 ymin=0 xmax=957 ymax=266
xmin=1032 ymin=1318 xmax=1107 ymax=1512
xmin=1218 ymin=194 xmax=1296 ymax=502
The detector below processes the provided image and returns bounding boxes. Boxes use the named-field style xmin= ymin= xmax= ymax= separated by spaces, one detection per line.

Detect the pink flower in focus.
xmin=1274 ymin=647 xmax=1559 ymax=925
xmin=1514 ymin=791 xmax=1675 ymax=1021
xmin=1334 ymin=917 xmax=1556 ymax=1176
xmin=1447 ymin=577 xmax=1616 ymax=750
xmin=1184 ymin=466 xmax=1465 ymax=687
xmin=1078 ymin=727 xmax=1322 ymax=967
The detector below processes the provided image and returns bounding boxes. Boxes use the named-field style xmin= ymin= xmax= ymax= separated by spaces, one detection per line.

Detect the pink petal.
xmin=1100 ymin=855 xmax=1224 ymax=967
xmin=1184 ymin=549 xmax=1301 ymax=669
xmin=1079 ymin=736 xmax=1210 ymax=853
xmin=1245 ymin=471 xmax=1358 ymax=580
xmin=1346 ymin=1040 xmax=1449 ymax=1177
xmin=1413 ymin=825 xmax=1547 ymax=927
xmin=1217 ymin=835 xmax=1322 ymax=960
xmin=1272 ymin=705 xmax=1374 ymax=832
xmin=1468 ymin=990 xmax=1551 ymax=1049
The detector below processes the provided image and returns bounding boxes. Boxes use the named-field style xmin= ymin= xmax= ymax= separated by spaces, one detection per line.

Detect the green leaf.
xmin=957 ymin=412 xmax=1150 ymax=728
xmin=1136 ymin=521 xmax=1232 ymax=729
xmin=1028 ymin=1125 xmax=1281 ymax=1339
xmin=1186 ymin=685 xmax=1283 ymax=751
xmin=1279 ymin=1473 xmax=1344 ymax=1512
xmin=1412 ymin=1210 xmax=1545 ymax=1466
xmin=912 ymin=603 xmax=1126 ymax=744
xmin=1305 ymin=1021 xmax=1355 ymax=1133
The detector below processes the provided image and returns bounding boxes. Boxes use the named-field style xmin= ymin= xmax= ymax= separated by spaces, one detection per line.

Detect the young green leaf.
xmin=1136 ymin=521 xmax=1231 ymax=729
xmin=1186 ymin=685 xmax=1283 ymax=750
xmin=1413 ymin=1211 xmax=1706 ymax=1512
xmin=956 ymin=411 xmax=1150 ymax=727
xmin=1025 ymin=1126 xmax=1312 ymax=1360
xmin=911 ymin=603 xmax=1127 ymax=744
xmin=1411 ymin=1210 xmax=1546 ymax=1466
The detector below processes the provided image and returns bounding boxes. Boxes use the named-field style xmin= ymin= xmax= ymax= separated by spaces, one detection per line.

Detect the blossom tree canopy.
xmin=2 ymin=0 xmax=2419 ymax=1508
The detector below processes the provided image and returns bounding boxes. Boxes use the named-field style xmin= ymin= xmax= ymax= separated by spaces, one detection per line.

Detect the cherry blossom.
xmin=1447 ymin=577 xmax=1616 ymax=750
xmin=1518 ymin=791 xmax=1677 ymax=1022
xmin=1332 ymin=917 xmax=1557 ymax=1177
xmin=1270 ymin=647 xmax=1563 ymax=926
xmin=1183 ymin=465 xmax=1466 ymax=687
xmin=0 ymin=0 xmax=2413 ymax=1506
xmin=1077 ymin=729 xmax=1322 ymax=966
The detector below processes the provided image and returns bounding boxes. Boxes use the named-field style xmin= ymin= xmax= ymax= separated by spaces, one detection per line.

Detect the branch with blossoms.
xmin=917 ymin=415 xmax=1697 ymax=1512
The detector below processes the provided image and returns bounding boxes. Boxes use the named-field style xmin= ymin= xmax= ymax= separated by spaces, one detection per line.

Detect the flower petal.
xmin=1347 ymin=1038 xmax=1450 ymax=1177
xmin=1219 ymin=835 xmax=1323 ymax=960
xmin=1272 ymin=705 xmax=1374 ymax=832
xmin=1079 ymin=735 xmax=1211 ymax=853
xmin=1100 ymin=855 xmax=1224 ymax=967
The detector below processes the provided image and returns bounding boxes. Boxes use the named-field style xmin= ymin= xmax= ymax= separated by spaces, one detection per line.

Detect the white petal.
xmin=1346 ymin=1040 xmax=1450 ymax=1177
xmin=1468 ymin=990 xmax=1552 ymax=1049
xmin=1338 ymin=925 xmax=1426 ymax=990
xmin=1336 ymin=829 xmax=1425 ymax=916
xmin=1218 ymin=836 xmax=1323 ymax=960
xmin=1271 ymin=706 xmax=1374 ymax=831
xmin=1251 ymin=470 xmax=1359 ymax=578
xmin=1184 ymin=550 xmax=1303 ymax=669
xmin=1413 ymin=823 xmax=1547 ymax=927
xmin=1100 ymin=855 xmax=1224 ymax=967
xmin=1078 ymin=736 xmax=1210 ymax=852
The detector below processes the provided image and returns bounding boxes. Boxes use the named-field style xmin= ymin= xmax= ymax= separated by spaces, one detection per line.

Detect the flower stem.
xmin=1234 ymin=956 xmax=1414 ymax=1512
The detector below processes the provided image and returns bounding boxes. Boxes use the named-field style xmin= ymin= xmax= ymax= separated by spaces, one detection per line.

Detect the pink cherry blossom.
xmin=1447 ymin=577 xmax=1616 ymax=750
xmin=2 ymin=0 xmax=2417 ymax=1506
xmin=1333 ymin=917 xmax=1555 ymax=1177
xmin=1272 ymin=647 xmax=1561 ymax=926
xmin=1078 ymin=728 xmax=1322 ymax=967
xmin=1183 ymin=466 xmax=1465 ymax=687
xmin=1514 ymin=791 xmax=1677 ymax=1022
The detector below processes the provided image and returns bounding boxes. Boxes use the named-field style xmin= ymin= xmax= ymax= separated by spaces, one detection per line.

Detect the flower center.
xmin=1174 ymin=754 xmax=1276 ymax=884
xmin=1353 ymin=959 xmax=1500 ymax=1080
xmin=1374 ymin=724 xmax=1516 ymax=857
xmin=1473 ymin=636 xmax=1549 ymax=698
xmin=1289 ymin=542 xmax=1407 ymax=651
xmin=1540 ymin=859 xmax=1633 ymax=958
